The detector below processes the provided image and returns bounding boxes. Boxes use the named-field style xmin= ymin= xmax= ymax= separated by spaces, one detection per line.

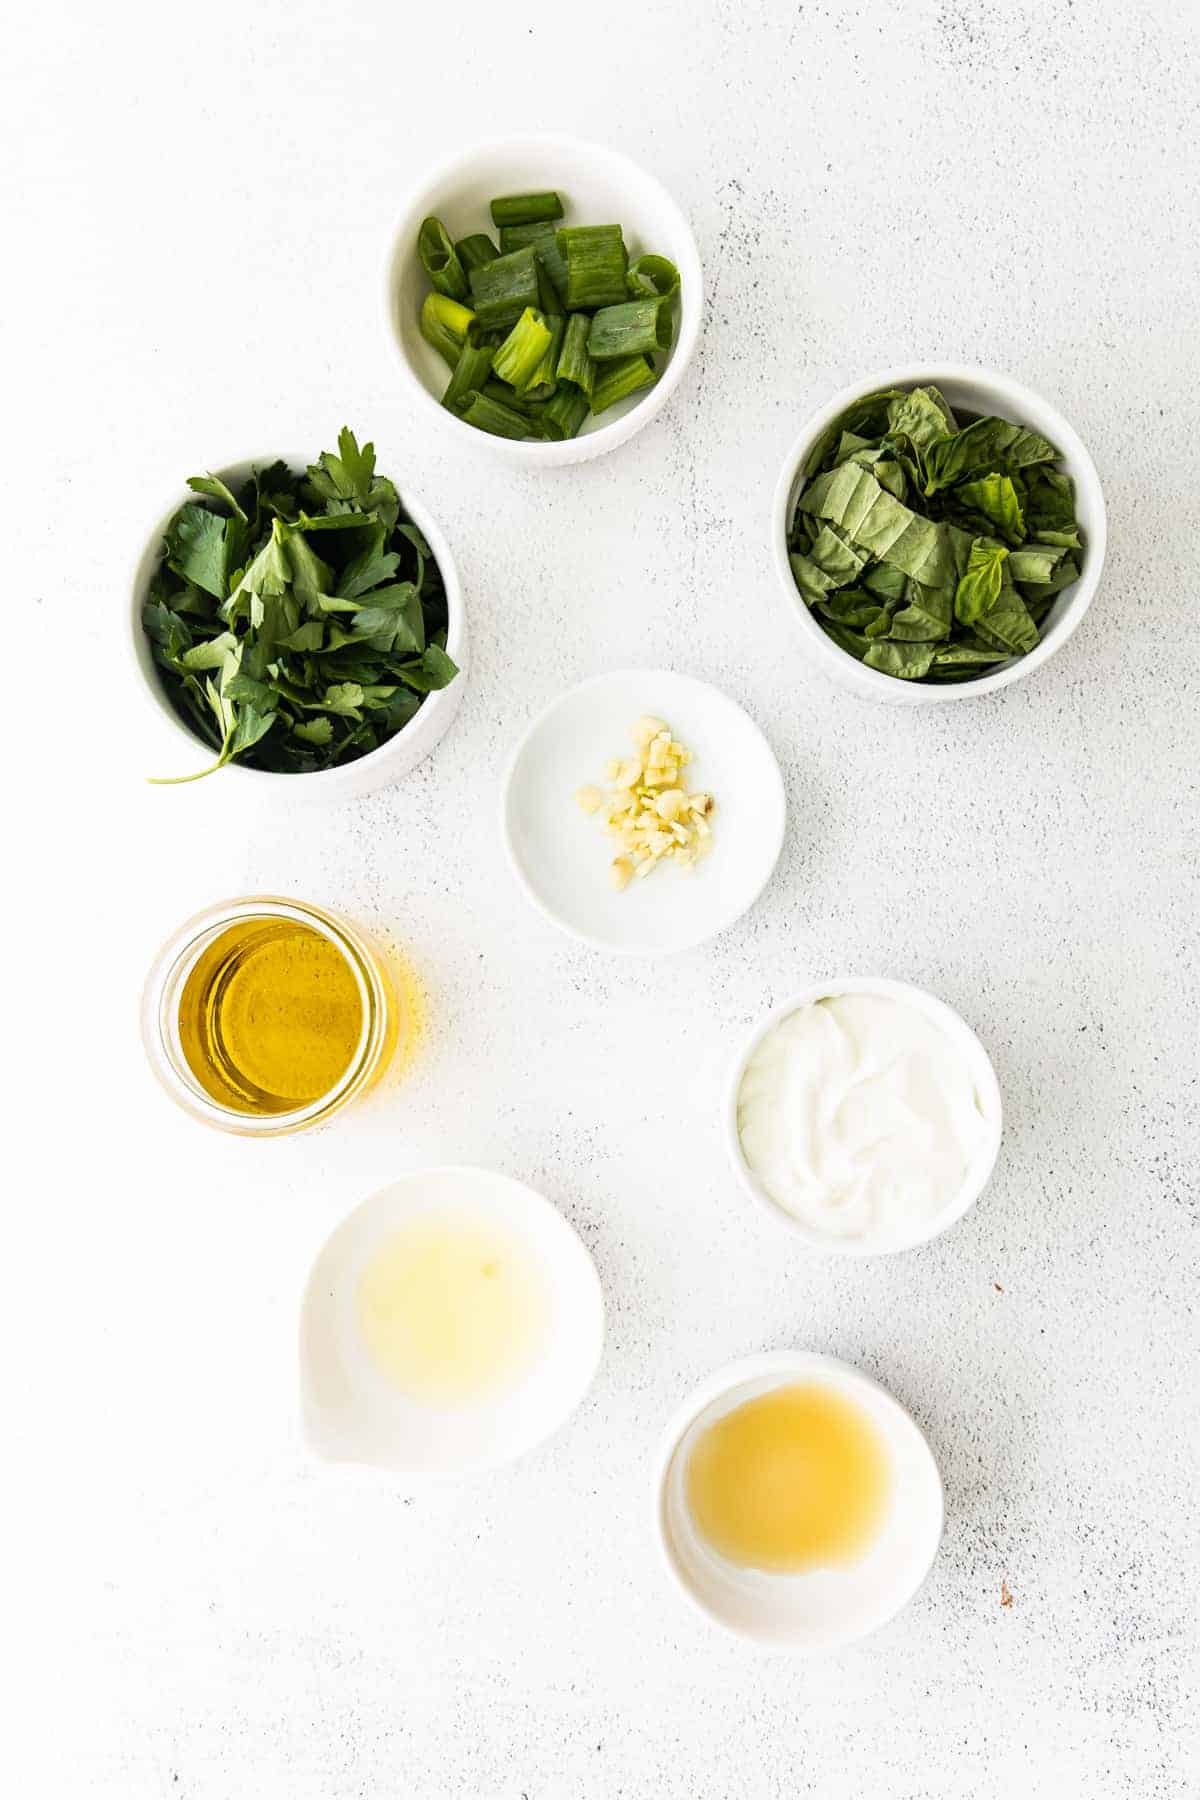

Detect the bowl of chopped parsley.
xmin=133 ymin=428 xmax=466 ymax=795
xmin=772 ymin=367 xmax=1106 ymax=702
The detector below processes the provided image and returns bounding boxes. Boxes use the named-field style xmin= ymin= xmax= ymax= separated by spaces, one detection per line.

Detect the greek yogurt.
xmin=735 ymin=991 xmax=990 ymax=1248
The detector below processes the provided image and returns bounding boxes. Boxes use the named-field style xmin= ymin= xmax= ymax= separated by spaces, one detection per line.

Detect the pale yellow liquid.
xmin=355 ymin=1210 xmax=550 ymax=1405
xmin=685 ymin=1382 xmax=892 ymax=1573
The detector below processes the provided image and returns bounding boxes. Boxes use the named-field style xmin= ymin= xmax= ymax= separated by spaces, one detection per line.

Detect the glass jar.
xmin=141 ymin=896 xmax=397 ymax=1135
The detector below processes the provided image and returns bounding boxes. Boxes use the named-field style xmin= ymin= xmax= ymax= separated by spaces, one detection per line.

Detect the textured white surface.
xmin=6 ymin=2 xmax=1199 ymax=1796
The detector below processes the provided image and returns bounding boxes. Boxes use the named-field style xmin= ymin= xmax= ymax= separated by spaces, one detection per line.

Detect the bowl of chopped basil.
xmin=386 ymin=134 xmax=703 ymax=464
xmin=132 ymin=428 xmax=466 ymax=796
xmin=772 ymin=367 xmax=1106 ymax=701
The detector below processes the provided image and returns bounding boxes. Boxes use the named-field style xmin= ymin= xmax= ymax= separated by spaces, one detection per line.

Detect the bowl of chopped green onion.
xmin=386 ymin=135 xmax=702 ymax=464
xmin=772 ymin=366 xmax=1106 ymax=703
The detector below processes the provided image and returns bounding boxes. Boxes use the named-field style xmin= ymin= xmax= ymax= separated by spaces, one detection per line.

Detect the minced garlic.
xmin=575 ymin=716 xmax=715 ymax=889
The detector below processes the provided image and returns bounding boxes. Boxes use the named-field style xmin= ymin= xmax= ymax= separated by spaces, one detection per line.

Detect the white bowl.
xmin=385 ymin=134 xmax=703 ymax=466
xmin=725 ymin=977 xmax=1003 ymax=1254
xmin=502 ymin=669 xmax=786 ymax=956
xmin=655 ymin=1352 xmax=945 ymax=1651
xmin=300 ymin=1166 xmax=604 ymax=1476
xmin=771 ymin=364 xmax=1107 ymax=703
xmin=130 ymin=450 xmax=467 ymax=802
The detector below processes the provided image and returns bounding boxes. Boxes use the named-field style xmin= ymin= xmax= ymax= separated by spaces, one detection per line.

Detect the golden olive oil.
xmin=177 ymin=918 xmax=363 ymax=1115
xmin=686 ymin=1382 xmax=891 ymax=1573
xmin=356 ymin=1209 xmax=550 ymax=1405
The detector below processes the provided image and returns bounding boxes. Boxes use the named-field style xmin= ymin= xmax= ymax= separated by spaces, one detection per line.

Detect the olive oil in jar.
xmin=176 ymin=917 xmax=364 ymax=1116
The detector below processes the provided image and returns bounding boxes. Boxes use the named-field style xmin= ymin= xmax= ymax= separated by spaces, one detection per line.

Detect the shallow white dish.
xmin=771 ymin=364 xmax=1107 ymax=704
xmin=502 ymin=669 xmax=786 ymax=956
xmin=130 ymin=448 xmax=466 ymax=802
xmin=655 ymin=1351 xmax=944 ymax=1651
xmin=385 ymin=133 xmax=703 ymax=466
xmin=300 ymin=1166 xmax=604 ymax=1476
xmin=725 ymin=977 xmax=1003 ymax=1254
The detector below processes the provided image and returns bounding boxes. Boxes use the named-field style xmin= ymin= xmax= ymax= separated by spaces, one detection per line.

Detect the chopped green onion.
xmin=482 ymin=379 xmax=538 ymax=416
xmin=420 ymin=292 xmax=475 ymax=368
xmin=452 ymin=389 xmax=536 ymax=439
xmin=499 ymin=221 xmax=569 ymax=303
xmin=468 ymin=245 xmax=540 ymax=330
xmin=556 ymin=313 xmax=595 ymax=397
xmin=523 ymin=313 xmax=565 ymax=401
xmin=557 ymin=225 xmax=628 ymax=310
xmin=442 ymin=339 xmax=495 ymax=413
xmin=492 ymin=307 xmax=554 ymax=391
xmin=539 ymin=386 xmax=589 ymax=442
xmin=455 ymin=233 xmax=500 ymax=275
xmin=490 ymin=191 xmax=564 ymax=228
xmin=626 ymin=254 xmax=681 ymax=301
xmin=418 ymin=216 xmax=468 ymax=300
xmin=589 ymin=353 xmax=656 ymax=416
xmin=587 ymin=298 xmax=672 ymax=360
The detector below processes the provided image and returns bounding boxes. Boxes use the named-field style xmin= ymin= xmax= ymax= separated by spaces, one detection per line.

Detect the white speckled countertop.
xmin=6 ymin=1 xmax=1199 ymax=1795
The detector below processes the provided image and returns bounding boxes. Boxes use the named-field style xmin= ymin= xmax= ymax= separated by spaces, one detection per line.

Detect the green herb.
xmin=454 ymin=233 xmax=500 ymax=276
xmin=787 ymin=384 xmax=1084 ymax=683
xmin=415 ymin=189 xmax=680 ymax=442
xmin=451 ymin=389 xmax=536 ymax=439
xmin=468 ymin=245 xmax=540 ymax=331
xmin=490 ymin=191 xmax=564 ymax=228
xmin=143 ymin=429 xmax=457 ymax=779
xmin=492 ymin=307 xmax=554 ymax=391
xmin=557 ymin=225 xmax=628 ymax=310
xmin=587 ymin=298 xmax=672 ymax=360
xmin=420 ymin=293 xmax=475 ymax=368
xmin=590 ymin=353 xmax=656 ymax=415
xmin=417 ymin=217 xmax=468 ymax=301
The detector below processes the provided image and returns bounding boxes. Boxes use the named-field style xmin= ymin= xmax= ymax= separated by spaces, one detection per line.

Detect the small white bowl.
xmin=725 ymin=977 xmax=1003 ymax=1254
xmin=385 ymin=134 xmax=703 ymax=466
xmin=300 ymin=1166 xmax=604 ymax=1477
xmin=655 ymin=1351 xmax=945 ymax=1651
xmin=502 ymin=669 xmax=786 ymax=956
xmin=130 ymin=450 xmax=467 ymax=802
xmin=771 ymin=364 xmax=1107 ymax=703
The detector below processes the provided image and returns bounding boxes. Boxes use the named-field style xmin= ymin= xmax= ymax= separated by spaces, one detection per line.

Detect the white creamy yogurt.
xmin=736 ymin=992 xmax=989 ymax=1247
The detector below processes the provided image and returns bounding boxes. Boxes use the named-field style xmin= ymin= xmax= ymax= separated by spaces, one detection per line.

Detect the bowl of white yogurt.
xmin=725 ymin=978 xmax=1003 ymax=1255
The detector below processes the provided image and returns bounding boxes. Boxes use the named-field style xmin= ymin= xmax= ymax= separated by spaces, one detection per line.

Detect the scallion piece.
xmin=420 ymin=292 xmax=475 ymax=368
xmin=626 ymin=254 xmax=681 ymax=301
xmin=455 ymin=233 xmax=500 ymax=275
xmin=468 ymin=244 xmax=540 ymax=330
xmin=418 ymin=216 xmax=468 ymax=301
xmin=490 ymin=191 xmax=564 ymax=228
xmin=587 ymin=298 xmax=672 ymax=360
xmin=482 ymin=380 xmax=538 ymax=416
xmin=556 ymin=313 xmax=595 ymax=398
xmin=523 ymin=312 xmax=565 ymax=401
xmin=442 ymin=339 xmax=495 ymax=413
xmin=589 ymin=353 xmax=656 ymax=416
xmin=539 ymin=386 xmax=589 ymax=442
xmin=557 ymin=224 xmax=628 ymax=310
xmin=492 ymin=307 xmax=554 ymax=392
xmin=499 ymin=221 xmax=569 ymax=303
xmin=452 ymin=389 xmax=535 ymax=440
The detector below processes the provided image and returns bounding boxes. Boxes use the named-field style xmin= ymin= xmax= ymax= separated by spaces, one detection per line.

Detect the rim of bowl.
xmin=299 ymin=1163 xmax=607 ymax=1477
xmin=724 ymin=977 xmax=1003 ymax=1255
xmin=129 ymin=453 xmax=466 ymax=788
xmin=653 ymin=1349 xmax=946 ymax=1651
xmin=499 ymin=668 xmax=787 ymax=957
xmin=383 ymin=132 xmax=704 ymax=463
xmin=770 ymin=363 xmax=1108 ymax=703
